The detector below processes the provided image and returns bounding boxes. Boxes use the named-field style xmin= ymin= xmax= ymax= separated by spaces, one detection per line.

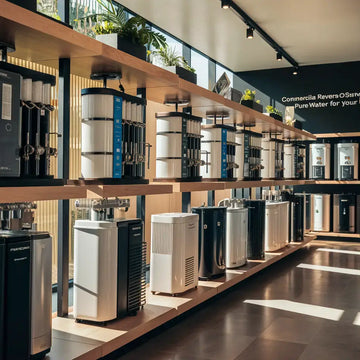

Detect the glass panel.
xmin=37 ymin=0 xmax=61 ymax=20
xmin=190 ymin=49 xmax=209 ymax=89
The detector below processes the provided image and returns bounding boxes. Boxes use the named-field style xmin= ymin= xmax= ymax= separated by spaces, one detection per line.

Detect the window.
xmin=191 ymin=50 xmax=209 ymax=89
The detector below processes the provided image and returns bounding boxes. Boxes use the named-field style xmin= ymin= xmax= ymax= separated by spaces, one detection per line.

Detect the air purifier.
xmin=311 ymin=194 xmax=331 ymax=231
xmin=116 ymin=219 xmax=146 ymax=318
xmin=218 ymin=199 xmax=248 ymax=268
xmin=334 ymin=143 xmax=359 ymax=180
xmin=309 ymin=143 xmax=331 ymax=179
xmin=150 ymin=213 xmax=199 ymax=295
xmin=192 ymin=207 xmax=226 ymax=279
xmin=201 ymin=124 xmax=237 ymax=180
xmin=261 ymin=135 xmax=276 ymax=179
xmin=74 ymin=220 xmax=118 ymax=323
xmin=156 ymin=112 xmax=202 ymax=181
xmin=333 ymin=194 xmax=356 ymax=233
xmin=244 ymin=200 xmax=265 ymax=259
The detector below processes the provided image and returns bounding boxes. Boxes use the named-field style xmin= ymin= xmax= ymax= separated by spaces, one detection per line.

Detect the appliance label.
xmin=221 ymin=128 xmax=227 ymax=178
xmin=113 ymin=96 xmax=123 ymax=178
xmin=181 ymin=117 xmax=188 ymax=178
xmin=1 ymin=83 xmax=12 ymax=120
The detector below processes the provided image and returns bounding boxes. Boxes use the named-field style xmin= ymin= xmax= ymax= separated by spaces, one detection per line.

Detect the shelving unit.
xmin=314 ymin=180 xmax=360 ymax=185
xmin=49 ymin=235 xmax=315 ymax=360
xmin=310 ymin=231 xmax=360 ymax=239
xmin=315 ymin=132 xmax=360 ymax=138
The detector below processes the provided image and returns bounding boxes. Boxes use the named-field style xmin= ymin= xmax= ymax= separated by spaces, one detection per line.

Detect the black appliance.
xmin=282 ymin=192 xmax=304 ymax=242
xmin=117 ymin=219 xmax=146 ymax=318
xmin=241 ymin=130 xmax=262 ymax=180
xmin=0 ymin=61 xmax=57 ymax=180
xmin=333 ymin=194 xmax=358 ymax=233
xmin=192 ymin=207 xmax=226 ymax=279
xmin=274 ymin=139 xmax=284 ymax=180
xmin=245 ymin=200 xmax=265 ymax=259
xmin=0 ymin=232 xmax=31 ymax=360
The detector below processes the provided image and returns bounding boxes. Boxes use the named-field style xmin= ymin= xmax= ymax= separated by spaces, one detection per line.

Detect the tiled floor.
xmin=113 ymin=241 xmax=360 ymax=360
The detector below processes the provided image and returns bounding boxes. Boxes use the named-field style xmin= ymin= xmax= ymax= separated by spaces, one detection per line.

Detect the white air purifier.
xmin=150 ymin=213 xmax=199 ymax=295
xmin=74 ymin=220 xmax=118 ymax=322
xmin=311 ymin=194 xmax=331 ymax=231
xmin=265 ymin=201 xmax=289 ymax=251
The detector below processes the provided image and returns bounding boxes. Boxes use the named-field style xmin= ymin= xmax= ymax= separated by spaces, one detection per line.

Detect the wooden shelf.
xmin=314 ymin=180 xmax=360 ymax=185
xmin=49 ymin=237 xmax=313 ymax=360
xmin=0 ymin=1 xmax=315 ymax=142
xmin=310 ymin=231 xmax=360 ymax=239
xmin=86 ymin=183 xmax=173 ymax=199
xmin=223 ymin=179 xmax=315 ymax=190
xmin=169 ymin=181 xmax=226 ymax=193
xmin=0 ymin=185 xmax=86 ymax=203
xmin=315 ymin=132 xmax=360 ymax=138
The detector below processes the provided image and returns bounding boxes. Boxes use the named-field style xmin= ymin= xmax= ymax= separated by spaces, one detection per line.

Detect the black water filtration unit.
xmin=244 ymin=200 xmax=266 ymax=259
xmin=281 ymin=192 xmax=304 ymax=242
xmin=333 ymin=194 xmax=360 ymax=233
xmin=117 ymin=219 xmax=146 ymax=318
xmin=0 ymin=231 xmax=52 ymax=360
xmin=0 ymin=62 xmax=57 ymax=181
xmin=192 ymin=207 xmax=226 ymax=279
xmin=240 ymin=130 xmax=262 ymax=180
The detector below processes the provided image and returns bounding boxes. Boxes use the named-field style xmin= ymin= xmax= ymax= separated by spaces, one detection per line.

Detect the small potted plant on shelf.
xmin=80 ymin=0 xmax=167 ymax=61
xmin=152 ymin=46 xmax=197 ymax=84
xmin=265 ymin=105 xmax=283 ymax=122
xmin=240 ymin=89 xmax=263 ymax=113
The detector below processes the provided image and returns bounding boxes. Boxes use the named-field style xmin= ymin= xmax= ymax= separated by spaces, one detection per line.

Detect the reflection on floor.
xmin=111 ymin=240 xmax=360 ymax=360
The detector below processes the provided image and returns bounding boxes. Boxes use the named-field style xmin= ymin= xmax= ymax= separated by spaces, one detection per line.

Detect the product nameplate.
xmin=113 ymin=96 xmax=123 ymax=178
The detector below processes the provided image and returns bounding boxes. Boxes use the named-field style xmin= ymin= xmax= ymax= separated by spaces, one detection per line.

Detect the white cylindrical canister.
xmin=81 ymin=154 xmax=113 ymax=178
xmin=81 ymin=120 xmax=113 ymax=153
xmin=32 ymin=81 xmax=43 ymax=103
xmin=156 ymin=159 xmax=182 ymax=178
xmin=235 ymin=133 xmax=244 ymax=180
xmin=21 ymin=78 xmax=33 ymax=102
xmin=42 ymin=83 xmax=52 ymax=106
xmin=156 ymin=133 xmax=182 ymax=158
xmin=82 ymin=94 xmax=113 ymax=119
xmin=200 ymin=141 xmax=222 ymax=179
xmin=157 ymin=116 xmax=183 ymax=133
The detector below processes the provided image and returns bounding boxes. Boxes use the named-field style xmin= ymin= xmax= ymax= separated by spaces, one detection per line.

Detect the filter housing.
xmin=150 ymin=213 xmax=199 ymax=294
xmin=309 ymin=143 xmax=331 ymax=179
xmin=334 ymin=143 xmax=359 ymax=180
xmin=261 ymin=136 xmax=276 ymax=179
xmin=311 ymin=194 xmax=331 ymax=231
xmin=333 ymin=194 xmax=356 ymax=233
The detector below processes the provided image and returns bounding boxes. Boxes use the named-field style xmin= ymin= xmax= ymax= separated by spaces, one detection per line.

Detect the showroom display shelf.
xmin=310 ymin=231 xmax=360 ymax=239
xmin=224 ymin=179 xmax=315 ymax=189
xmin=48 ymin=236 xmax=314 ymax=360
xmin=315 ymin=132 xmax=360 ymax=138
xmin=314 ymin=180 xmax=360 ymax=185
xmin=0 ymin=0 xmax=315 ymax=142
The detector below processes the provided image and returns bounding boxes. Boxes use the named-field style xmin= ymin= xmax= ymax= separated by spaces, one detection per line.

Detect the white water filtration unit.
xmin=261 ymin=135 xmax=276 ymax=179
xmin=155 ymin=112 xmax=202 ymax=181
xmin=81 ymin=86 xmax=147 ymax=181
xmin=234 ymin=131 xmax=244 ymax=180
xmin=201 ymin=124 xmax=237 ymax=180
xmin=240 ymin=130 xmax=262 ymax=180
xmin=284 ymin=143 xmax=306 ymax=179
xmin=150 ymin=213 xmax=199 ymax=295
xmin=334 ymin=143 xmax=359 ymax=180
xmin=264 ymin=201 xmax=289 ymax=251
xmin=74 ymin=220 xmax=118 ymax=323
xmin=311 ymin=194 xmax=331 ymax=231
xmin=309 ymin=143 xmax=331 ymax=179
xmin=218 ymin=199 xmax=248 ymax=268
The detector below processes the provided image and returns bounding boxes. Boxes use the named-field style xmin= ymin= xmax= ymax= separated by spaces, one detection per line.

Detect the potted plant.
xmin=80 ymin=0 xmax=167 ymax=61
xmin=265 ymin=105 xmax=283 ymax=122
xmin=240 ymin=89 xmax=263 ymax=113
xmin=153 ymin=46 xmax=197 ymax=84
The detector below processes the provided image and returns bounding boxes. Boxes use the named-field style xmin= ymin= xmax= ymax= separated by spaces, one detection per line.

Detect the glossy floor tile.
xmin=112 ymin=241 xmax=360 ymax=360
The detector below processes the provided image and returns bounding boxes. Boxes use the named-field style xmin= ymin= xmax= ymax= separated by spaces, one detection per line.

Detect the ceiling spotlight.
xmin=293 ymin=67 xmax=299 ymax=75
xmin=221 ymin=0 xmax=231 ymax=9
xmin=246 ymin=27 xmax=254 ymax=39
xmin=276 ymin=52 xmax=282 ymax=61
